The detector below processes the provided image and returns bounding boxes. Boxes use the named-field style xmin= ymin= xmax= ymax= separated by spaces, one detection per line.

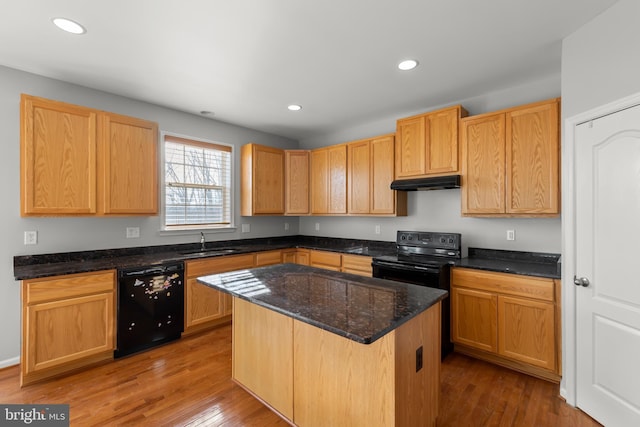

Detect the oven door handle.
xmin=372 ymin=261 xmax=440 ymax=274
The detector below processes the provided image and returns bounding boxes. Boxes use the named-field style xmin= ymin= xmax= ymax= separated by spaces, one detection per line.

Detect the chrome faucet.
xmin=200 ymin=232 xmax=206 ymax=251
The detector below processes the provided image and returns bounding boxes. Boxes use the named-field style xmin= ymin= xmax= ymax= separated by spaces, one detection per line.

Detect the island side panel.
xmin=293 ymin=320 xmax=396 ymax=427
xmin=395 ymin=301 xmax=440 ymax=427
xmin=232 ymin=297 xmax=294 ymax=421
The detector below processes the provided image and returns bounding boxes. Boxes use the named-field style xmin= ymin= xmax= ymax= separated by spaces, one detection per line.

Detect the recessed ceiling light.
xmin=287 ymin=104 xmax=302 ymax=111
xmin=200 ymin=110 xmax=214 ymax=116
xmin=398 ymin=59 xmax=419 ymax=71
xmin=52 ymin=17 xmax=86 ymax=35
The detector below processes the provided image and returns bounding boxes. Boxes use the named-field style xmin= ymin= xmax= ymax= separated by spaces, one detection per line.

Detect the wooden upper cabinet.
xmin=311 ymin=144 xmax=347 ymax=214
xmin=371 ymin=134 xmax=405 ymax=215
xmin=461 ymin=98 xmax=560 ymax=217
xmin=506 ymin=100 xmax=560 ymax=214
xmin=347 ymin=139 xmax=371 ymax=214
xmin=285 ymin=150 xmax=310 ymax=215
xmin=395 ymin=105 xmax=468 ymax=179
xmin=241 ymin=143 xmax=285 ymax=215
xmin=460 ymin=113 xmax=506 ymax=214
xmin=99 ymin=113 xmax=158 ymax=214
xmin=347 ymin=134 xmax=406 ymax=216
xmin=20 ymin=94 xmax=158 ymax=216
xmin=21 ymin=95 xmax=98 ymax=215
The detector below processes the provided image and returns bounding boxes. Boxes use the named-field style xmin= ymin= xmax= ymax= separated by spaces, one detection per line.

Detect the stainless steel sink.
xmin=343 ymin=246 xmax=369 ymax=255
xmin=179 ymin=248 xmax=241 ymax=256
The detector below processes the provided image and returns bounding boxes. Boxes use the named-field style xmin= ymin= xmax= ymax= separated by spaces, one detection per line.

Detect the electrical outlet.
xmin=284 ymin=222 xmax=289 ymax=231
xmin=241 ymin=223 xmax=251 ymax=233
xmin=375 ymin=225 xmax=381 ymax=234
xmin=315 ymin=223 xmax=320 ymax=231
xmin=126 ymin=227 xmax=140 ymax=238
xmin=416 ymin=346 xmax=423 ymax=372
xmin=507 ymin=230 xmax=515 ymax=241
xmin=24 ymin=231 xmax=37 ymax=245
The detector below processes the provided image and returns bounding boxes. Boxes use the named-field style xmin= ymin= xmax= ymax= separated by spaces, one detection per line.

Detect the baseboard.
xmin=0 ymin=356 xmax=19 ymax=369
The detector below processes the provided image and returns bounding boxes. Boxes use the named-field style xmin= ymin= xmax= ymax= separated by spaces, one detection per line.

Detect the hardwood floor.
xmin=0 ymin=325 xmax=601 ymax=427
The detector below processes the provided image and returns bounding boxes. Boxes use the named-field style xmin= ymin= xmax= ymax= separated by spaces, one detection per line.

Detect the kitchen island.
xmin=198 ymin=263 xmax=447 ymax=427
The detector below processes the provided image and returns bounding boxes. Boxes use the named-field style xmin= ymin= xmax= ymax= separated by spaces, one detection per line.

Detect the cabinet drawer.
xmin=255 ymin=250 xmax=282 ymax=266
xmin=24 ymin=270 xmax=115 ymax=305
xmin=451 ymin=268 xmax=554 ymax=302
xmin=309 ymin=250 xmax=342 ymax=270
xmin=186 ymin=254 xmax=255 ymax=278
xmin=341 ymin=255 xmax=372 ymax=276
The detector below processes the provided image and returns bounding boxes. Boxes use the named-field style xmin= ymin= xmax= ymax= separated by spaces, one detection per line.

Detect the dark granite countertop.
xmin=455 ymin=248 xmax=561 ymax=279
xmin=13 ymin=235 xmax=397 ymax=280
xmin=197 ymin=263 xmax=447 ymax=344
xmin=14 ymin=235 xmax=562 ymax=281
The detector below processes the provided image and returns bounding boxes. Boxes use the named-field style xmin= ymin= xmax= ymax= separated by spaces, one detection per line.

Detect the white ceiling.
xmin=1 ymin=0 xmax=618 ymax=141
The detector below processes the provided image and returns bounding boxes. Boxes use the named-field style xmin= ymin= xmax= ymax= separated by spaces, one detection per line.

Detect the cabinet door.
xmin=370 ymin=134 xmax=398 ymax=214
xmin=506 ymin=100 xmax=560 ymax=214
xmin=461 ymin=113 xmax=506 ymax=215
xmin=242 ymin=144 xmax=285 ymax=215
xmin=24 ymin=292 xmax=114 ymax=376
xmin=341 ymin=254 xmax=372 ymax=277
xmin=328 ymin=144 xmax=347 ymax=214
xmin=498 ymin=295 xmax=556 ymax=370
xmin=347 ymin=140 xmax=371 ymax=214
xmin=451 ymin=286 xmax=497 ymax=353
xmin=427 ymin=107 xmax=460 ymax=174
xmin=395 ymin=115 xmax=426 ymax=178
xmin=21 ymin=94 xmax=97 ymax=215
xmin=309 ymin=250 xmax=342 ymax=271
xmin=255 ymin=250 xmax=282 ymax=266
xmin=99 ymin=113 xmax=158 ymax=214
xmin=310 ymin=148 xmax=329 ymax=214
xmin=296 ymin=250 xmax=310 ymax=265
xmin=281 ymin=250 xmax=297 ymax=264
xmin=185 ymin=277 xmax=224 ymax=330
xmin=184 ymin=254 xmax=255 ymax=334
xmin=233 ymin=298 xmax=294 ymax=420
xmin=285 ymin=150 xmax=310 ymax=215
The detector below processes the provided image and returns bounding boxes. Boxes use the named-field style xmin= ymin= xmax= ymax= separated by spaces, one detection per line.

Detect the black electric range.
xmin=372 ymin=231 xmax=462 ymax=358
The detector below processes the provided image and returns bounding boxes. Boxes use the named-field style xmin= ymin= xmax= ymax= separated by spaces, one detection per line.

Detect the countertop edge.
xmin=198 ymin=264 xmax=448 ymax=345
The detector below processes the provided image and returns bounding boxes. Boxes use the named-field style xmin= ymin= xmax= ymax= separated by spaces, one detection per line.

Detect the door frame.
xmin=562 ymin=91 xmax=640 ymax=406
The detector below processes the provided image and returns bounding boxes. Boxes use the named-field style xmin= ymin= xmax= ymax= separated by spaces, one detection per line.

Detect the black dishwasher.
xmin=115 ymin=262 xmax=184 ymax=358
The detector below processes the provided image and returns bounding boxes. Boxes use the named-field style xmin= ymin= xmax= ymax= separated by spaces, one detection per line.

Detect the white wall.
xmin=562 ymin=0 xmax=640 ymax=119
xmin=560 ymin=0 xmax=639 ymax=406
xmin=0 ymin=65 xmax=299 ymax=365
xmin=299 ymin=75 xmax=563 ymax=253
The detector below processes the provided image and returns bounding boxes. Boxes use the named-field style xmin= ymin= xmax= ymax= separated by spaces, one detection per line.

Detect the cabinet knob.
xmin=573 ymin=276 xmax=590 ymax=287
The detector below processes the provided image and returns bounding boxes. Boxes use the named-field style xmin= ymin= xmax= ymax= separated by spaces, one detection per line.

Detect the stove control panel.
xmin=397 ymin=231 xmax=461 ymax=250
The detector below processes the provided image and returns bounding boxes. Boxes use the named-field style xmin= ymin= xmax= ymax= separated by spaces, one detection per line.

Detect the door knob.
xmin=573 ymin=276 xmax=590 ymax=287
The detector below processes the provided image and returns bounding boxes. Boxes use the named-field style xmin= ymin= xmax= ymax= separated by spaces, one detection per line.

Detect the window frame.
xmin=160 ymin=131 xmax=236 ymax=232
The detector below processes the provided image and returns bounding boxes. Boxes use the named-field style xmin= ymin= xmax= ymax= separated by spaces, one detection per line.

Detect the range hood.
xmin=390 ymin=175 xmax=460 ymax=191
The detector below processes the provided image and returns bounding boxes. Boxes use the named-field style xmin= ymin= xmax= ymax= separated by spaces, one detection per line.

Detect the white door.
xmin=575 ymin=105 xmax=640 ymax=427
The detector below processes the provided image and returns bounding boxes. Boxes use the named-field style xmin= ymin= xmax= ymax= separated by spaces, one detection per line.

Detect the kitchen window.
xmin=162 ymin=133 xmax=233 ymax=230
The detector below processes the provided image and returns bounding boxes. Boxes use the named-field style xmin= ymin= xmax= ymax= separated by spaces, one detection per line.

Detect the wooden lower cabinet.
xmin=184 ymin=254 xmax=255 ymax=335
xmin=254 ymin=250 xmax=282 ymax=266
xmin=282 ymin=249 xmax=311 ymax=265
xmin=309 ymin=250 xmax=342 ymax=271
xmin=21 ymin=270 xmax=116 ymax=386
xmin=233 ymin=298 xmax=294 ymax=420
xmin=451 ymin=267 xmax=560 ymax=381
xmin=450 ymin=286 xmax=497 ymax=353
xmin=341 ymin=254 xmax=373 ymax=277
xmin=233 ymin=297 xmax=441 ymax=427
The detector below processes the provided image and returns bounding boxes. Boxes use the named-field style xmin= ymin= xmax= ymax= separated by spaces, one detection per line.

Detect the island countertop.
xmin=197 ymin=263 xmax=447 ymax=345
